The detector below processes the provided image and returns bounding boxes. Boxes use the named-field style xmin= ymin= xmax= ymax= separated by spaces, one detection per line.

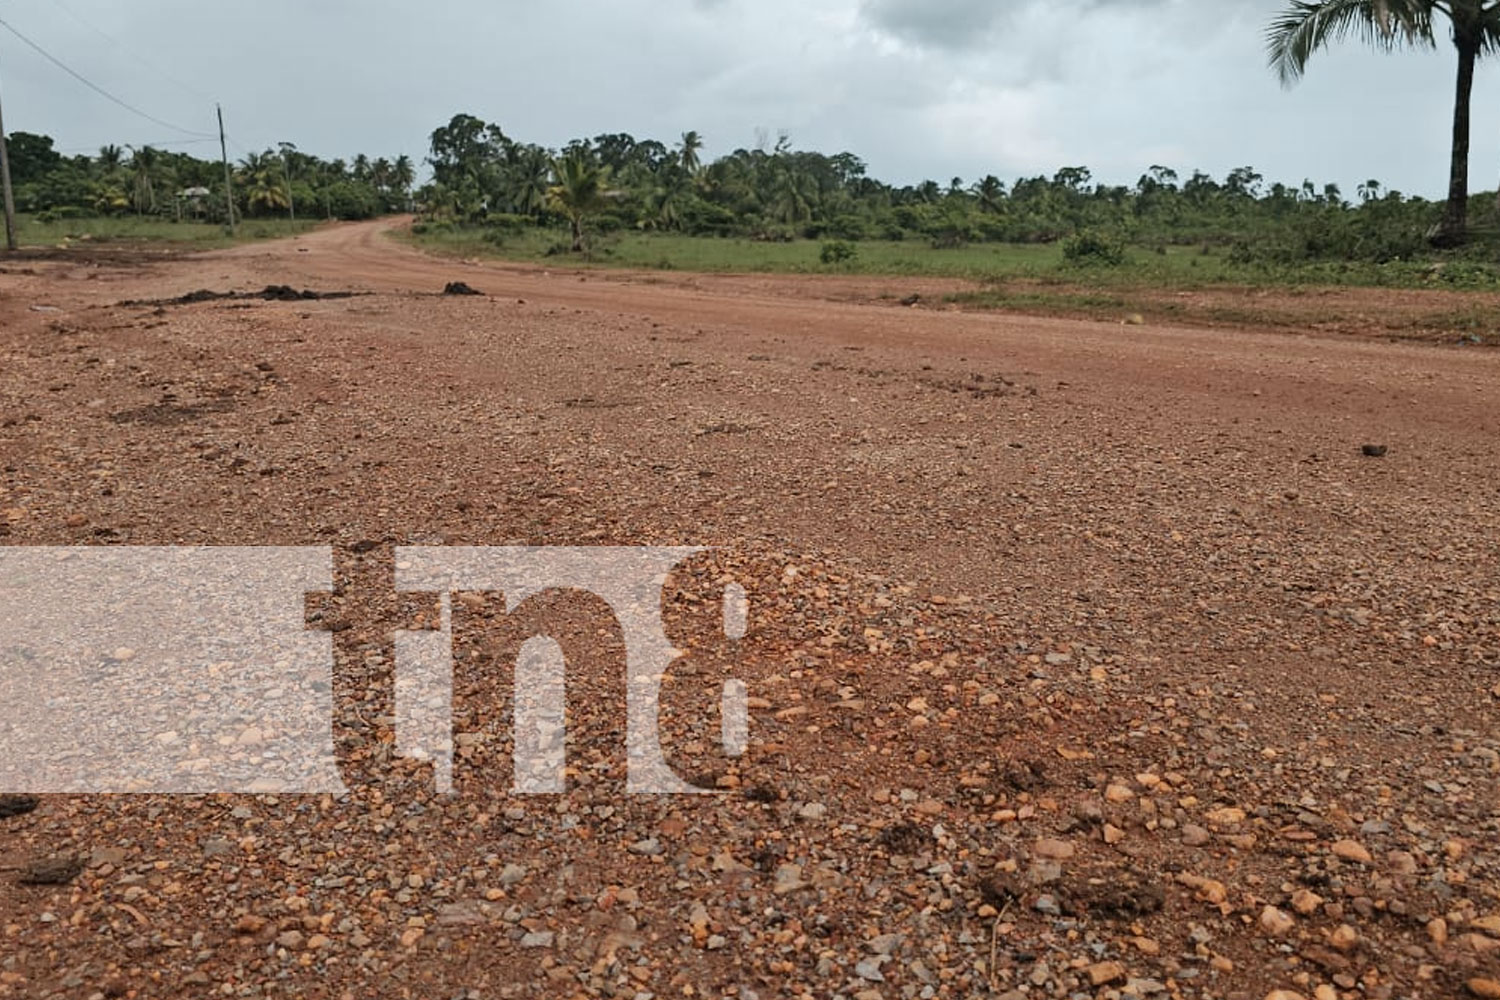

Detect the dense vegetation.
xmin=3 ymin=132 xmax=412 ymax=225
xmin=7 ymin=111 xmax=1500 ymax=277
xmin=414 ymin=114 xmax=1499 ymax=271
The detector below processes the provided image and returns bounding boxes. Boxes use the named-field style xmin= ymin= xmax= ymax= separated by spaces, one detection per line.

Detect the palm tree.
xmin=1267 ymin=0 xmax=1500 ymax=245
xmin=97 ymin=145 xmax=124 ymax=177
xmin=679 ymin=131 xmax=704 ymax=175
xmin=508 ymin=146 xmax=551 ymax=217
xmin=973 ymin=175 xmax=1006 ymax=213
xmin=547 ymin=151 xmax=615 ymax=251
xmin=392 ymin=155 xmax=416 ymax=206
xmin=238 ymin=151 xmax=290 ymax=216
xmin=126 ymin=146 xmax=162 ymax=215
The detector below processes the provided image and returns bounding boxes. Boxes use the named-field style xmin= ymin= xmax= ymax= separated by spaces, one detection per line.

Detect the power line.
xmin=56 ymin=137 xmax=219 ymax=155
xmin=49 ymin=0 xmax=214 ymax=103
xmin=0 ymin=13 xmax=214 ymax=138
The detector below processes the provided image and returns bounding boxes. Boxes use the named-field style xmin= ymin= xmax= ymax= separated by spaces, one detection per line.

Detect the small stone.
xmin=1467 ymin=979 xmax=1500 ymax=999
xmin=1086 ymin=961 xmax=1125 ymax=986
xmin=1103 ymin=824 xmax=1126 ymax=845
xmin=1105 ymin=784 xmax=1134 ymax=803
xmin=0 ymin=796 xmax=39 ymax=820
xmin=773 ymin=864 xmax=805 ymax=894
xmin=1260 ymin=906 xmax=1296 ymax=937
xmin=19 ymin=856 xmax=84 ymax=886
xmin=498 ymin=863 xmax=527 ymax=886
xmin=201 ymin=838 xmax=233 ymax=858
xmin=1291 ymin=889 xmax=1324 ymax=915
xmin=1179 ymin=873 xmax=1228 ymax=904
xmin=1329 ymin=924 xmax=1359 ymax=952
xmin=1429 ymin=918 xmax=1450 ymax=946
xmin=798 ymin=802 xmax=828 ymax=821
xmin=1033 ymin=838 xmax=1074 ymax=860
xmin=1472 ymin=916 xmax=1500 ymax=938
xmin=1264 ymin=992 xmax=1308 ymax=1000
xmin=628 ymin=838 xmax=663 ymax=856
xmin=276 ymin=930 xmax=304 ymax=950
xmin=1181 ymin=824 xmax=1212 ymax=847
xmin=1331 ymin=840 xmax=1372 ymax=864
xmin=234 ymin=914 xmax=267 ymax=935
xmin=520 ymin=930 xmax=554 ymax=949
xmin=1205 ymin=807 xmax=1246 ymax=825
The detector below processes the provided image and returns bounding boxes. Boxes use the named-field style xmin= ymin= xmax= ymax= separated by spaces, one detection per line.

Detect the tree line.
xmin=4 ymin=132 xmax=414 ymax=224
xmin=418 ymin=113 xmax=1460 ymax=264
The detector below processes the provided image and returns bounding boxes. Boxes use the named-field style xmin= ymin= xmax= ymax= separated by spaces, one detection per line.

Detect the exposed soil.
xmin=0 ymin=220 xmax=1497 ymax=1000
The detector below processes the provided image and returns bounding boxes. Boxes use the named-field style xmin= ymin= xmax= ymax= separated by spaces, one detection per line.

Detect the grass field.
xmin=13 ymin=214 xmax=321 ymax=249
xmin=403 ymin=223 xmax=1500 ymax=343
xmin=404 ymin=222 xmax=1500 ymax=292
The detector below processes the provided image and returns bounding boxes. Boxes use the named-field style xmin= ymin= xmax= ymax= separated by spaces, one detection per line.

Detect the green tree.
xmin=973 ymin=175 xmax=1006 ymax=213
xmin=547 ymin=151 xmax=615 ymax=251
xmin=392 ymin=155 xmax=416 ymax=205
xmin=238 ymin=151 xmax=290 ymax=216
xmin=1267 ymin=0 xmax=1500 ymax=245
xmin=679 ymin=130 xmax=704 ymax=175
xmin=126 ymin=145 xmax=164 ymax=215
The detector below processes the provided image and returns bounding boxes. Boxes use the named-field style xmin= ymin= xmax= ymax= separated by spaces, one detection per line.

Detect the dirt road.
xmin=0 ymin=221 xmax=1497 ymax=999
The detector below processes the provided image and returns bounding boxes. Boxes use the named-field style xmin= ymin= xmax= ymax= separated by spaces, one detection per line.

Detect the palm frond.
xmin=1267 ymin=0 xmax=1435 ymax=85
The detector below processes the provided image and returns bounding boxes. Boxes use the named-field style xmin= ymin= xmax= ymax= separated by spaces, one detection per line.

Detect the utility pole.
xmin=0 ymin=74 xmax=18 ymax=251
xmin=217 ymin=104 xmax=235 ymax=235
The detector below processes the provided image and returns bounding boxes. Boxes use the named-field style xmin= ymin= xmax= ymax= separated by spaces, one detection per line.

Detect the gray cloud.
xmin=0 ymin=0 xmax=1490 ymax=199
xmin=860 ymin=0 xmax=1177 ymax=51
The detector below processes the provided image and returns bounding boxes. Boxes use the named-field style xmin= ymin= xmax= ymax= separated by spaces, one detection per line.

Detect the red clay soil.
xmin=0 ymin=220 xmax=1497 ymax=1000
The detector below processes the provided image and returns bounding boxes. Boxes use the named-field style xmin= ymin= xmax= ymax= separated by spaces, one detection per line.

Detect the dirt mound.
xmin=121 ymin=285 xmax=365 ymax=307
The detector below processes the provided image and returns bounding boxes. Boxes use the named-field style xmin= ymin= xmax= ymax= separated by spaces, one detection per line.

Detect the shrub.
xmin=1062 ymin=229 xmax=1127 ymax=266
xmin=820 ymin=240 xmax=858 ymax=265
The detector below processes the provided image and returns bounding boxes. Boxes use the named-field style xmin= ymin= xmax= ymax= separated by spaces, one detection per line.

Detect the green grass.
xmin=404 ymin=223 xmax=1500 ymax=293
xmin=14 ymin=214 xmax=321 ymax=249
xmin=406 ymin=225 xmax=1064 ymax=278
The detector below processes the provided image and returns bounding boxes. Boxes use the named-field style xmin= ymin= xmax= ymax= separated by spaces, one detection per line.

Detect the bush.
xmin=820 ymin=240 xmax=858 ymax=265
xmin=1062 ymin=229 xmax=1127 ymax=266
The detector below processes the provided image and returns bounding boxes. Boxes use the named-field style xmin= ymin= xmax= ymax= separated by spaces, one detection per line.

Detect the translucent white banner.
xmin=0 ymin=547 xmax=344 ymax=794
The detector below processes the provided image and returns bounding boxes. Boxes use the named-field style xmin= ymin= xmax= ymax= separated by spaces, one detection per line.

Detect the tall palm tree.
xmin=1268 ymin=0 xmax=1500 ymax=245
xmin=126 ymin=146 xmax=162 ymax=215
xmin=97 ymin=144 xmax=124 ymax=177
xmin=392 ymin=155 xmax=416 ymax=204
xmin=973 ymin=175 xmax=1006 ymax=214
xmin=547 ymin=151 xmax=615 ymax=251
xmin=508 ymin=146 xmax=551 ymax=217
xmin=679 ymin=131 xmax=704 ymax=175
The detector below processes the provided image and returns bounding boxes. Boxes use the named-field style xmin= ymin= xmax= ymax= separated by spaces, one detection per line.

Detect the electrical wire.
xmin=57 ymin=137 xmax=219 ymax=155
xmin=0 ymin=13 xmax=214 ymax=138
xmin=49 ymin=0 xmax=214 ymax=103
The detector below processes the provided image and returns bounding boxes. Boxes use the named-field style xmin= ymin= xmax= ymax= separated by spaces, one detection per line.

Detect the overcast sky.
xmin=0 ymin=0 xmax=1493 ymax=198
